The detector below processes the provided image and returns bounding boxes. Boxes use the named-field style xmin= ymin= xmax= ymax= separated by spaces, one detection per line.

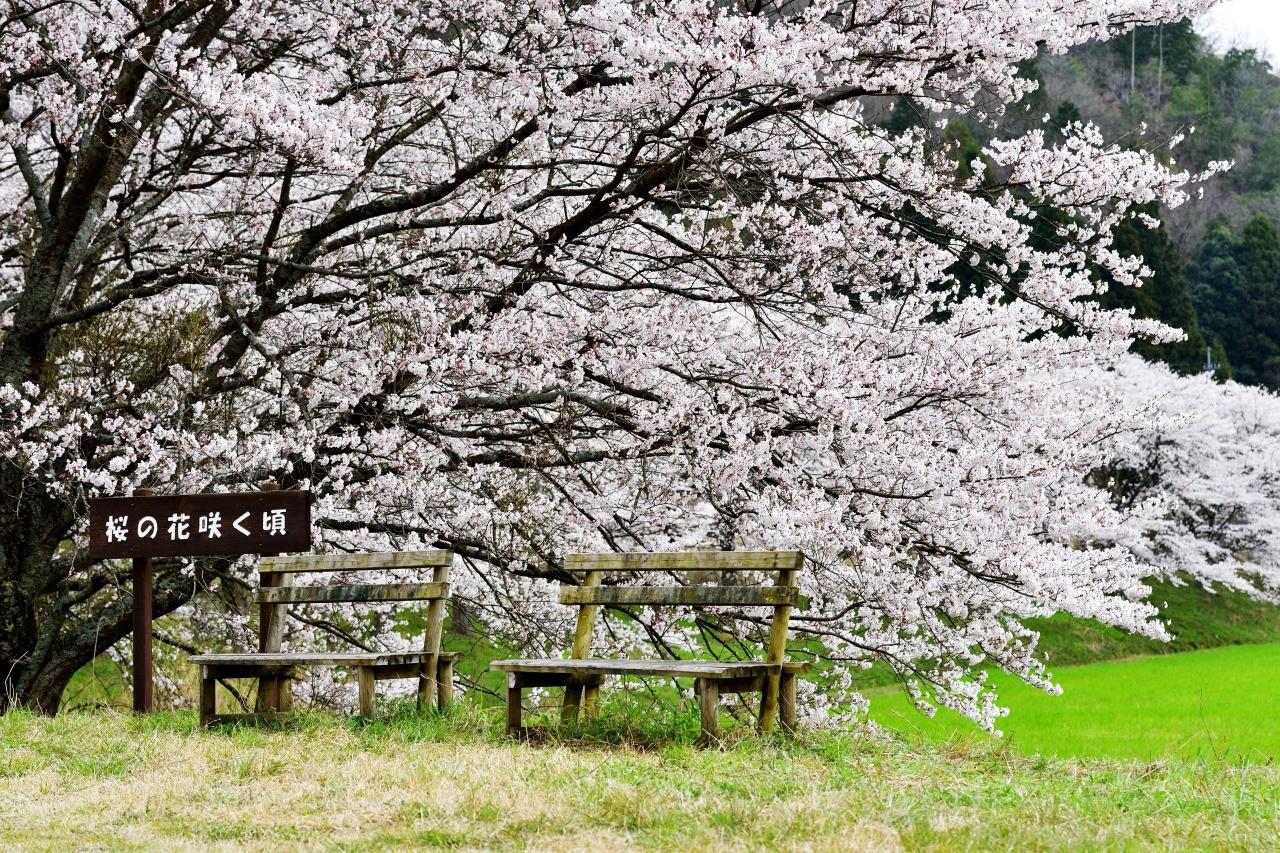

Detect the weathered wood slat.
xmin=715 ymin=675 xmax=766 ymax=694
xmin=197 ymin=663 xmax=303 ymax=679
xmin=490 ymin=658 xmax=810 ymax=677
xmin=261 ymin=550 xmax=453 ymax=574
xmin=191 ymin=651 xmax=463 ymax=667
xmin=566 ymin=550 xmax=803 ymax=573
xmin=372 ymin=664 xmax=431 ymax=680
xmin=513 ymin=670 xmax=583 ymax=688
xmin=559 ymin=585 xmax=797 ymax=607
xmin=491 ymin=658 xmax=786 ymax=680
xmin=254 ymin=582 xmax=448 ymax=604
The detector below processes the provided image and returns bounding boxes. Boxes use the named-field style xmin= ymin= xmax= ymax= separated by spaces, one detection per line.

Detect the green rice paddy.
xmin=869 ymin=642 xmax=1280 ymax=762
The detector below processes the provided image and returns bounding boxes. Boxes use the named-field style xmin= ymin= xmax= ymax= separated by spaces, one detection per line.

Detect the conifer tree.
xmin=1188 ymin=224 xmax=1249 ymax=378
xmin=1100 ymin=205 xmax=1206 ymax=374
xmin=1236 ymin=216 xmax=1280 ymax=388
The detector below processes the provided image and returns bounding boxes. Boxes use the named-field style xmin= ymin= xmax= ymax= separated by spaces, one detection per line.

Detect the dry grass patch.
xmin=1 ymin=703 xmax=1278 ymax=850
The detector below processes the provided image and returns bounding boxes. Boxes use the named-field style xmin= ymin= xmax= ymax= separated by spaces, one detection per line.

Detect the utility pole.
xmin=1203 ymin=345 xmax=1221 ymax=375
xmin=1157 ymin=24 xmax=1164 ymax=110
xmin=1130 ymin=29 xmax=1137 ymax=104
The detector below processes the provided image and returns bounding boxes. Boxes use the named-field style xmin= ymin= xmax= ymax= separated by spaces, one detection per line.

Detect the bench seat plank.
xmin=191 ymin=651 xmax=463 ymax=667
xmin=491 ymin=658 xmax=811 ymax=679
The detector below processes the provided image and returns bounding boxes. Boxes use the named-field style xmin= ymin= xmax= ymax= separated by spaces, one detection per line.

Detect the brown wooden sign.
xmin=88 ymin=491 xmax=311 ymax=559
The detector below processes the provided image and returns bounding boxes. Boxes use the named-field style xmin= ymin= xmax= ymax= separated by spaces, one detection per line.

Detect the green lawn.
xmin=18 ymin=578 xmax=1280 ymax=848
xmin=4 ymin=704 xmax=1279 ymax=850
xmin=869 ymin=642 xmax=1280 ymax=762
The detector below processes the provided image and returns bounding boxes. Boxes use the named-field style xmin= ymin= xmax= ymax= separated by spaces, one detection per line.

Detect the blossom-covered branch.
xmin=0 ymin=0 xmax=1221 ymax=726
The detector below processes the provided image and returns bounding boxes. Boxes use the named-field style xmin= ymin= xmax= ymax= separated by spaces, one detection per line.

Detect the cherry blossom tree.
xmin=1086 ymin=355 xmax=1280 ymax=598
xmin=0 ymin=0 xmax=1223 ymax=724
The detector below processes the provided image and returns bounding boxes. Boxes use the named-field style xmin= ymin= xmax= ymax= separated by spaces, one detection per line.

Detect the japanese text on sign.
xmin=88 ymin=491 xmax=310 ymax=558
xmin=104 ymin=509 xmax=291 ymax=544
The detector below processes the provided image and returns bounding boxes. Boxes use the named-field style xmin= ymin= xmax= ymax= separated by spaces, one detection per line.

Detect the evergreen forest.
xmin=921 ymin=22 xmax=1280 ymax=385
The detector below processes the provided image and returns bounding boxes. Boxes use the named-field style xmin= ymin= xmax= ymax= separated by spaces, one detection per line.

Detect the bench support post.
xmin=437 ymin=659 xmax=454 ymax=711
xmin=199 ymin=665 xmax=217 ymax=727
xmin=759 ymin=565 xmax=797 ymax=735
xmin=780 ymin=672 xmax=797 ymax=733
xmin=357 ymin=665 xmax=376 ymax=719
xmin=506 ymin=672 xmax=524 ymax=735
xmin=561 ymin=684 xmax=582 ymax=723
xmin=417 ymin=562 xmax=451 ymax=710
xmin=255 ymin=482 xmax=291 ymax=714
xmin=561 ymin=569 xmax=602 ymax=724
xmin=697 ymin=678 xmax=719 ymax=745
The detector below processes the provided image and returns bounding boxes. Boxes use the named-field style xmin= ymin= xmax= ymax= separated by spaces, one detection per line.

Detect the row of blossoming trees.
xmin=2 ymin=0 xmax=1270 ymax=729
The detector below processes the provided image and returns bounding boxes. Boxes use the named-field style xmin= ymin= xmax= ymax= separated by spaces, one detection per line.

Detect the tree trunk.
xmin=0 ymin=467 xmax=202 ymax=714
xmin=0 ymin=465 xmax=64 ymax=713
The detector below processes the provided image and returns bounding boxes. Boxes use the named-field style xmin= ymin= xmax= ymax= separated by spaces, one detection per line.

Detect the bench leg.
xmin=277 ymin=677 xmax=293 ymax=713
xmin=506 ymin=673 xmax=524 ymax=735
xmin=254 ymin=675 xmax=294 ymax=714
xmin=255 ymin=676 xmax=277 ymax=714
xmin=417 ymin=660 xmax=438 ymax=710
xmin=200 ymin=666 xmax=217 ymax=727
xmin=437 ymin=659 xmax=454 ymax=712
xmin=697 ymin=678 xmax=719 ymax=746
xmin=759 ymin=671 xmax=782 ymax=735
xmin=779 ymin=672 xmax=797 ymax=734
xmin=583 ymin=682 xmax=599 ymax=719
xmin=357 ymin=665 xmax=376 ymax=719
xmin=560 ymin=681 xmax=584 ymax=725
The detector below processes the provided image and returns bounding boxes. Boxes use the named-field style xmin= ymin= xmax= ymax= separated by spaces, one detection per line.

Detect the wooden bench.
xmin=190 ymin=550 xmax=462 ymax=725
xmin=491 ymin=550 xmax=810 ymax=742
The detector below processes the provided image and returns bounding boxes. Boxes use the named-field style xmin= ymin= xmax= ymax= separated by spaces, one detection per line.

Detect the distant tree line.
xmin=1187 ymin=216 xmax=1280 ymax=386
xmin=933 ymin=21 xmax=1280 ymax=391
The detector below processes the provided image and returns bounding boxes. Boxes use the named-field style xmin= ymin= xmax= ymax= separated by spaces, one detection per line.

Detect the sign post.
xmin=131 ymin=489 xmax=155 ymax=713
xmin=255 ymin=482 xmax=288 ymax=713
xmin=88 ymin=488 xmax=310 ymax=713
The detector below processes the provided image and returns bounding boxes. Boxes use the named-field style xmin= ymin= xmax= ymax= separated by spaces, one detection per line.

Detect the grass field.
xmin=845 ymin=575 xmax=1280 ymax=691
xmin=18 ymin=577 xmax=1279 ymax=848
xmin=4 ymin=704 xmax=1280 ymax=850
xmin=869 ymin=642 xmax=1280 ymax=762
xmin=1026 ymin=575 xmax=1280 ymax=664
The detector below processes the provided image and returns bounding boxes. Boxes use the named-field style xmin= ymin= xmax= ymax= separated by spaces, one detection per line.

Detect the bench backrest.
xmin=256 ymin=550 xmax=454 ymax=656
xmin=560 ymin=550 xmax=804 ymax=668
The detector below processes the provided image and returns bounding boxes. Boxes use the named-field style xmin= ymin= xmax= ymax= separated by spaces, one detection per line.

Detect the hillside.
xmin=941 ymin=22 xmax=1280 ymax=385
xmin=847 ymin=574 xmax=1280 ymax=692
xmin=1030 ymin=573 xmax=1280 ymax=665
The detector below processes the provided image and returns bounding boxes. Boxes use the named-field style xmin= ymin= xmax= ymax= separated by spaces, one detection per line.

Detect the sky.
xmin=1196 ymin=0 xmax=1280 ymax=62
